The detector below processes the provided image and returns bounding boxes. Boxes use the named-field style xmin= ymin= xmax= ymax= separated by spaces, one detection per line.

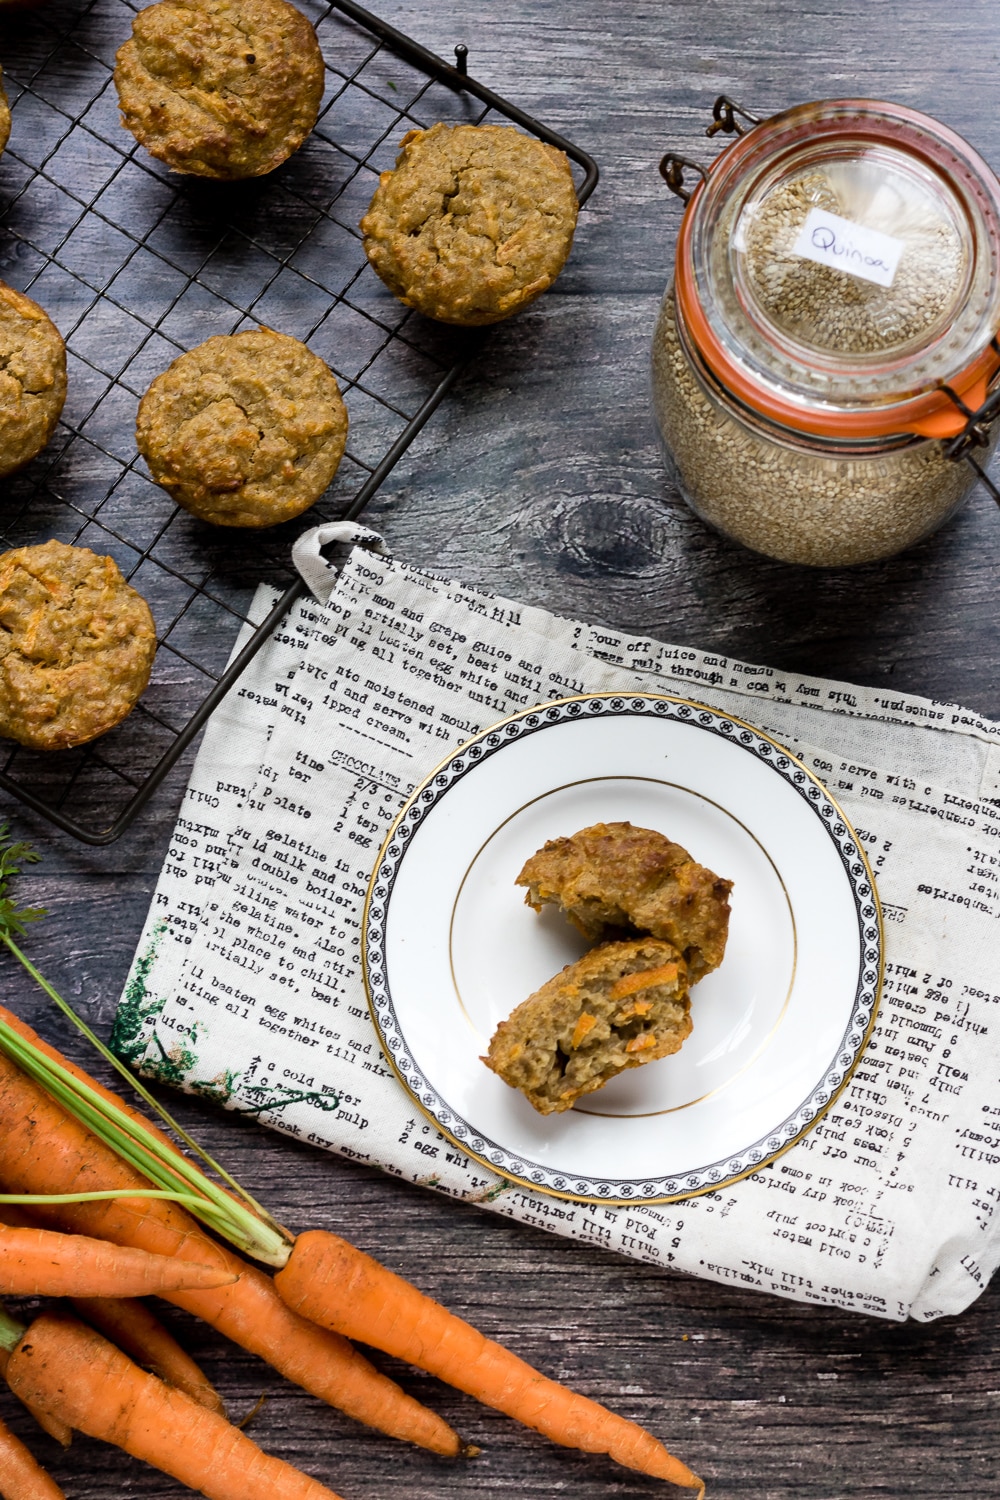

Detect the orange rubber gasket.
xmin=675 ymin=102 xmax=1000 ymax=441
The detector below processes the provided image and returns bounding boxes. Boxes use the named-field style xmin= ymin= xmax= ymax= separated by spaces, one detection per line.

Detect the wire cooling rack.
xmin=0 ymin=0 xmax=598 ymax=844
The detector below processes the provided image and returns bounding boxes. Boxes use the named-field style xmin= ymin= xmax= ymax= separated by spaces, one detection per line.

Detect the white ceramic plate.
xmin=363 ymin=693 xmax=882 ymax=1203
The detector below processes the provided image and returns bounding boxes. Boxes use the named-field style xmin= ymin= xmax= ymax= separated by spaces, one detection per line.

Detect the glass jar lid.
xmin=675 ymin=100 xmax=1000 ymax=438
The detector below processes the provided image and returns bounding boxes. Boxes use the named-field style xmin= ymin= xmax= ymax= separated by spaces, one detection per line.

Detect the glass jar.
xmin=652 ymin=99 xmax=1000 ymax=566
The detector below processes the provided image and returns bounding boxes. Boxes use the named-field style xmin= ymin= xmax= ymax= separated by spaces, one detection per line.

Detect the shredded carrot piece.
xmin=615 ymin=999 xmax=653 ymax=1021
xmin=625 ymin=1032 xmax=658 ymax=1054
xmin=569 ymin=1013 xmax=598 ymax=1049
xmin=609 ymin=963 xmax=679 ymax=1001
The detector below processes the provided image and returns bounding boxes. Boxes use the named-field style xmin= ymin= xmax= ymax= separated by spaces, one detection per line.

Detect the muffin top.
xmin=361 ymin=122 xmax=579 ymax=325
xmin=517 ymin=821 xmax=733 ymax=984
xmin=0 ymin=540 xmax=157 ymax=751
xmin=114 ymin=0 xmax=325 ymax=178
xmin=0 ymin=282 xmax=68 ymax=481
xmin=137 ymin=328 xmax=348 ymax=527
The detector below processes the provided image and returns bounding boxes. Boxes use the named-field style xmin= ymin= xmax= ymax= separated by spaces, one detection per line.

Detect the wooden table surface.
xmin=3 ymin=0 xmax=1000 ymax=1496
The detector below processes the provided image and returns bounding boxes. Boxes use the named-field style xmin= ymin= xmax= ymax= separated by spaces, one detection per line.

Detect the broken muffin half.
xmin=483 ymin=937 xmax=691 ymax=1115
xmin=516 ymin=821 xmax=733 ymax=983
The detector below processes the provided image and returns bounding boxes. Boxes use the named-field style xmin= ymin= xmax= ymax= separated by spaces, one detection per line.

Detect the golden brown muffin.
xmin=484 ymin=939 xmax=691 ymax=1115
xmin=0 ymin=282 xmax=67 ymax=480
xmin=517 ymin=822 xmax=733 ymax=983
xmin=136 ymin=328 xmax=348 ymax=527
xmin=360 ymin=122 xmax=579 ymax=326
xmin=0 ymin=66 xmax=11 ymax=159
xmin=114 ymin=0 xmax=325 ymax=179
xmin=0 ymin=541 xmax=157 ymax=751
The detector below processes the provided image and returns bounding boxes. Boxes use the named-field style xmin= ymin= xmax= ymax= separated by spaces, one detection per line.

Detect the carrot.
xmin=0 ymin=1347 xmax=71 ymax=1452
xmin=0 ymin=1043 xmax=462 ymax=1457
xmin=0 ymin=1411 xmax=65 ymax=1500
xmin=0 ymin=1005 xmax=258 ymax=1225
xmin=0 ymin=1208 xmax=71 ymax=1450
xmin=70 ymin=1298 xmax=225 ymax=1418
xmin=0 ymin=1224 xmax=238 ymax=1299
xmin=276 ymin=1231 xmax=705 ymax=1495
xmin=5 ymin=1310 xmax=343 ymax=1500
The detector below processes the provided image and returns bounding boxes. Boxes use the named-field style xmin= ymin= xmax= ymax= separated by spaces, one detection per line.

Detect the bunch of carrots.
xmin=0 ymin=831 xmax=705 ymax=1500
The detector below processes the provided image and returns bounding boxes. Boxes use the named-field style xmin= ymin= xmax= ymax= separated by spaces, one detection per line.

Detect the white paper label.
xmin=792 ymin=207 xmax=905 ymax=288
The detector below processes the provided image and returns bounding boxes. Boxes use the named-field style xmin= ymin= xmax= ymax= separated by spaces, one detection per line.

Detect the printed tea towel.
xmin=119 ymin=522 xmax=1000 ymax=1323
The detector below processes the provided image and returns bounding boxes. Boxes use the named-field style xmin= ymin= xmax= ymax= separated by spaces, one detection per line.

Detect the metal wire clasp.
xmin=706 ymin=95 xmax=762 ymax=138
xmin=941 ymin=352 xmax=1000 ymax=509
xmin=659 ymin=97 xmax=763 ymax=203
xmin=658 ymin=154 xmax=709 ymax=204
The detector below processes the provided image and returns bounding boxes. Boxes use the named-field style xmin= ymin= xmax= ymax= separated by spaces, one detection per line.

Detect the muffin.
xmin=0 ymin=541 xmax=157 ymax=751
xmin=114 ymin=0 xmax=325 ymax=179
xmin=0 ymin=65 xmax=11 ymax=159
xmin=484 ymin=939 xmax=692 ymax=1115
xmin=361 ymin=122 xmax=579 ymax=325
xmin=0 ymin=282 xmax=67 ymax=480
xmin=136 ymin=328 xmax=348 ymax=526
xmin=517 ymin=822 xmax=733 ymax=983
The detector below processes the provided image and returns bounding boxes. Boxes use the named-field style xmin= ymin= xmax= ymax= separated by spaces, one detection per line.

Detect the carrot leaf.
xmin=4 ymin=929 xmax=280 ymax=1220
xmin=0 ymin=1015 xmax=292 ymax=1264
xmin=0 ymin=1190 xmax=237 ymax=1210
xmin=0 ymin=831 xmax=45 ymax=941
xmin=0 ymin=828 xmax=293 ymax=1268
xmin=0 ymin=827 xmax=231 ymax=1174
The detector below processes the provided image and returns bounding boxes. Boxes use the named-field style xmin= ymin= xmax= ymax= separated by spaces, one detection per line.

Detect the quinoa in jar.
xmin=653 ymin=100 xmax=1000 ymax=566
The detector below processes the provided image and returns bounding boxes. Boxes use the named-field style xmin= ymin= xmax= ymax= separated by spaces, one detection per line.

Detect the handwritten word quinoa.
xmin=739 ymin=170 xmax=965 ymax=354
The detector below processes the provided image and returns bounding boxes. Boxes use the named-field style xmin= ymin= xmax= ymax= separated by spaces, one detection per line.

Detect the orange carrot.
xmin=0 ymin=1211 xmax=72 ymax=1450
xmin=0 ymin=1411 xmax=65 ymax=1500
xmin=277 ymin=1230 xmax=704 ymax=1495
xmin=6 ymin=1311 xmax=342 ymax=1500
xmin=0 ymin=1225 xmax=238 ymax=1298
xmin=0 ymin=1207 xmax=71 ymax=1449
xmin=70 ymin=1297 xmax=226 ymax=1418
xmin=0 ymin=1347 xmax=71 ymax=1452
xmin=0 ymin=1044 xmax=461 ymax=1457
xmin=0 ymin=1005 xmax=255 ymax=1221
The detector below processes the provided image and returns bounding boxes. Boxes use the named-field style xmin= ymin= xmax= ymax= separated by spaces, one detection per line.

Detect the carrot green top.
xmin=0 ymin=829 xmax=292 ymax=1268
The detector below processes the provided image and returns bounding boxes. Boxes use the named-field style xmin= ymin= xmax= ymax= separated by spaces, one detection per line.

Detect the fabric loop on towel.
xmin=291 ymin=521 xmax=388 ymax=603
